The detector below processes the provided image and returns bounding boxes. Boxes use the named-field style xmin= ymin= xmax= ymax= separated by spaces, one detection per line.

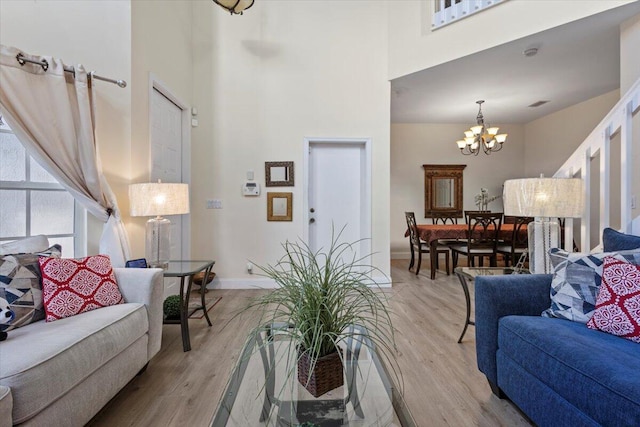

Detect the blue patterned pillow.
xmin=0 ymin=245 xmax=61 ymax=330
xmin=542 ymin=248 xmax=640 ymax=323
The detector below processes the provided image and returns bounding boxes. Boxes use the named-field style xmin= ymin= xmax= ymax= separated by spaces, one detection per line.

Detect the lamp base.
xmin=528 ymin=219 xmax=561 ymax=274
xmin=146 ymin=216 xmax=171 ymax=268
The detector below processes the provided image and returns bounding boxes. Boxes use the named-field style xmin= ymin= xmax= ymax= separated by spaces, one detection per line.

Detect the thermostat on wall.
xmin=243 ymin=182 xmax=260 ymax=196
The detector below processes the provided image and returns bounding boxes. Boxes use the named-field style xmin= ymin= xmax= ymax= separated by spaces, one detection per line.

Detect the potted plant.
xmin=245 ymin=228 xmax=398 ymax=398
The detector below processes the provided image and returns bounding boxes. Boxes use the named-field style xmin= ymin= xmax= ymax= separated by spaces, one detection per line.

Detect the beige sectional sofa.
xmin=0 ymin=247 xmax=164 ymax=426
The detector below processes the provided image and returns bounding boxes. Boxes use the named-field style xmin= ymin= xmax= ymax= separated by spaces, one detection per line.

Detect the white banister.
xmin=432 ymin=0 xmax=506 ymax=29
xmin=554 ymin=76 xmax=640 ymax=250
xmin=621 ymin=101 xmax=634 ymax=233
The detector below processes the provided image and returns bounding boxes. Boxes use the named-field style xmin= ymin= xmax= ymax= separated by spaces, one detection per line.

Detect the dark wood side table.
xmin=163 ymin=260 xmax=215 ymax=352
xmin=454 ymin=266 xmax=528 ymax=343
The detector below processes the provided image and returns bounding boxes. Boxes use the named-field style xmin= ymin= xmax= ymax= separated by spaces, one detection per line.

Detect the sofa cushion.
xmin=0 ymin=245 xmax=61 ymax=330
xmin=603 ymin=228 xmax=640 ymax=252
xmin=39 ymin=255 xmax=123 ymax=322
xmin=587 ymin=257 xmax=640 ymax=343
xmin=0 ymin=302 xmax=147 ymax=424
xmin=543 ymin=248 xmax=640 ymax=323
xmin=0 ymin=235 xmax=50 ymax=256
xmin=498 ymin=315 xmax=640 ymax=427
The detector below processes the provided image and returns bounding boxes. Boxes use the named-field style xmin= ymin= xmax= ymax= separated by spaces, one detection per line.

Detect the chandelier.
xmin=455 ymin=100 xmax=507 ymax=156
xmin=213 ymin=0 xmax=254 ymax=15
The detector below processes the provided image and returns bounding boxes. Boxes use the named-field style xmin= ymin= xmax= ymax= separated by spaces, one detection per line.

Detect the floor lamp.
xmin=503 ymin=178 xmax=583 ymax=274
xmin=129 ymin=181 xmax=190 ymax=268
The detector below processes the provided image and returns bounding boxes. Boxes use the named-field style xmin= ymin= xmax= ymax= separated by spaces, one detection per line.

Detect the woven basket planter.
xmin=297 ymin=349 xmax=343 ymax=398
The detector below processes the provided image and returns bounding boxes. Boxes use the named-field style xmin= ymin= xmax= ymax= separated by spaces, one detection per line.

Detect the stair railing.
xmin=554 ymin=77 xmax=640 ymax=251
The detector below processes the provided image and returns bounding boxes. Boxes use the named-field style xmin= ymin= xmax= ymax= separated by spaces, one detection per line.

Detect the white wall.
xmin=191 ymin=1 xmax=391 ymax=283
xmin=621 ymin=13 xmax=640 ymax=94
xmin=524 ymin=90 xmax=619 ymax=178
xmin=390 ymin=123 xmax=525 ymax=257
xmin=0 ymin=0 xmax=132 ymax=256
xmin=388 ymin=0 xmax=636 ymax=80
xmin=129 ymin=1 xmax=194 ymax=258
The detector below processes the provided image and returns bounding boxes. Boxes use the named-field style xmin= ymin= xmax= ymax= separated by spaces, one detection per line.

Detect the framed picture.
xmin=267 ymin=192 xmax=293 ymax=221
xmin=265 ymin=161 xmax=294 ymax=187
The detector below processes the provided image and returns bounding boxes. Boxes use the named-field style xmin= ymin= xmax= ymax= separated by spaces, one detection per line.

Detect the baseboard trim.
xmin=208 ymin=274 xmax=392 ymax=289
xmin=391 ymin=251 xmax=411 ymax=260
xmin=208 ymin=277 xmax=278 ymax=290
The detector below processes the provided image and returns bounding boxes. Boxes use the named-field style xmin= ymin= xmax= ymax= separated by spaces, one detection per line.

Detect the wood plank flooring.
xmin=88 ymin=260 xmax=533 ymax=427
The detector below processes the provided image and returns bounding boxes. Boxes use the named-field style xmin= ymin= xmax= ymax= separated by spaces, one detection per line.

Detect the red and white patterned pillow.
xmin=39 ymin=255 xmax=124 ymax=322
xmin=587 ymin=256 xmax=640 ymax=343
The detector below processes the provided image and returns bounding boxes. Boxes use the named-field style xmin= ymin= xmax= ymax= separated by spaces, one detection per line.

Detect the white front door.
xmin=149 ymin=87 xmax=188 ymax=296
xmin=304 ymin=138 xmax=371 ymax=263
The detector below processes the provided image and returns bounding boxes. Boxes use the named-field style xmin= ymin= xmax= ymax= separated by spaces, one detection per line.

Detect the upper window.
xmin=0 ymin=116 xmax=77 ymax=256
xmin=432 ymin=0 xmax=506 ymax=30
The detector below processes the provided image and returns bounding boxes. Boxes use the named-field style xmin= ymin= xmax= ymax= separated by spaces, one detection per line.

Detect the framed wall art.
xmin=267 ymin=192 xmax=293 ymax=221
xmin=265 ymin=161 xmax=294 ymax=187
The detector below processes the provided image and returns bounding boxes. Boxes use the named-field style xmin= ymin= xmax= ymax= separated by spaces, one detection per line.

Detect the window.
xmin=0 ymin=116 xmax=82 ymax=257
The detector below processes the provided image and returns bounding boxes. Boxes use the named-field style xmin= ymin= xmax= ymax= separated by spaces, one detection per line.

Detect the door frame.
xmin=303 ymin=137 xmax=372 ymax=256
xmin=148 ymin=74 xmax=191 ymax=260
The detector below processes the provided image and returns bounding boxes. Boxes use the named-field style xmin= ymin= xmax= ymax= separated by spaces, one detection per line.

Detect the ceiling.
xmin=390 ymin=3 xmax=640 ymax=125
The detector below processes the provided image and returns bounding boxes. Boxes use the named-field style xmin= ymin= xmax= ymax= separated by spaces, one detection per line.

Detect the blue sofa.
xmin=475 ymin=274 xmax=640 ymax=427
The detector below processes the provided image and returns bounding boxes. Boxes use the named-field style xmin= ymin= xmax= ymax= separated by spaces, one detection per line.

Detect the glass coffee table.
xmin=454 ymin=266 xmax=529 ymax=343
xmin=211 ymin=324 xmax=415 ymax=426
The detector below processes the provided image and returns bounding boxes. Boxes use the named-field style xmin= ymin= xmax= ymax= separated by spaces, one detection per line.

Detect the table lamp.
xmin=503 ymin=178 xmax=583 ymax=274
xmin=129 ymin=180 xmax=190 ymax=268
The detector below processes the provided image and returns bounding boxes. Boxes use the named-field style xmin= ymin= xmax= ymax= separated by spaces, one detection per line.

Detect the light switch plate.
xmin=206 ymin=199 xmax=222 ymax=209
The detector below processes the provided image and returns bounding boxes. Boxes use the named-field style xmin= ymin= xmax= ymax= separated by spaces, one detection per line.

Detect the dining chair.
xmin=451 ymin=212 xmax=503 ymax=268
xmin=430 ymin=212 xmax=464 ymax=248
xmin=405 ymin=212 xmax=450 ymax=275
xmin=463 ymin=210 xmax=487 ymax=223
xmin=430 ymin=212 xmax=458 ymax=225
xmin=496 ymin=216 xmax=532 ymax=266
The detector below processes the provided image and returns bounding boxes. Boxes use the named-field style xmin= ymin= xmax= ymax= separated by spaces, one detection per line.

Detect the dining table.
xmin=404 ymin=223 xmax=526 ymax=280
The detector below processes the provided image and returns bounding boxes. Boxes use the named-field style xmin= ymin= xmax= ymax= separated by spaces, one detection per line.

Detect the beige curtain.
xmin=0 ymin=45 xmax=130 ymax=266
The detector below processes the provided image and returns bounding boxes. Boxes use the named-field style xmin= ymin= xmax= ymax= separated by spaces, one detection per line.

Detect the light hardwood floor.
xmin=89 ymin=260 xmax=533 ymax=427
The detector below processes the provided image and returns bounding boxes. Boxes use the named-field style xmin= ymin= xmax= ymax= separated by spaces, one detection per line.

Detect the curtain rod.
xmin=15 ymin=53 xmax=127 ymax=88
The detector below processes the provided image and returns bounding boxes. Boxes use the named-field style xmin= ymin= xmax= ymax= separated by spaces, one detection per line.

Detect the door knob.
xmin=309 ymin=218 xmax=316 ymax=224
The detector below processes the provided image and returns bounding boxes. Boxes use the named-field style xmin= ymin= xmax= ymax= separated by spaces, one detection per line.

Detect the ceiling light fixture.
xmin=213 ymin=0 xmax=254 ymax=15
xmin=455 ymin=100 xmax=507 ymax=156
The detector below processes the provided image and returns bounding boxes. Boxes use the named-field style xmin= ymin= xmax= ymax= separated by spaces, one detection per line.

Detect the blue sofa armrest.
xmin=475 ymin=273 xmax=552 ymax=394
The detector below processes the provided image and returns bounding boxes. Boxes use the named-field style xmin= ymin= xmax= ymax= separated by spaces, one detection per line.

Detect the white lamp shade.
xmin=495 ymin=133 xmax=507 ymax=143
xmin=486 ymin=127 xmax=499 ymax=136
xmin=456 ymin=140 xmax=466 ymax=148
xmin=503 ymin=178 xmax=583 ymax=218
xmin=464 ymin=131 xmax=474 ymax=138
xmin=129 ymin=182 xmax=190 ymax=217
xmin=470 ymin=125 xmax=483 ymax=136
